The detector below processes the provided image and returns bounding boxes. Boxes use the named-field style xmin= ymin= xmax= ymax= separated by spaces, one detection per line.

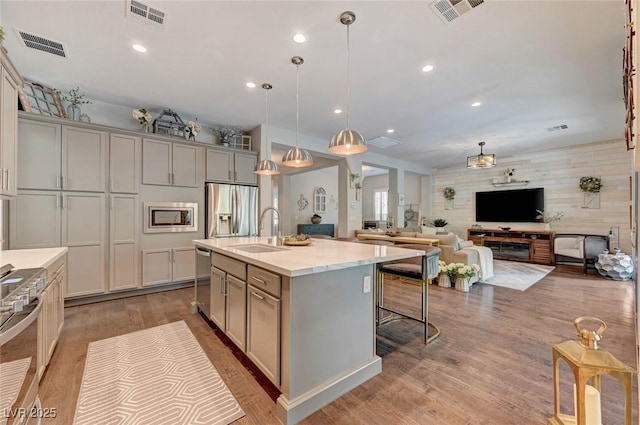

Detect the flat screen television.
xmin=475 ymin=188 xmax=544 ymax=222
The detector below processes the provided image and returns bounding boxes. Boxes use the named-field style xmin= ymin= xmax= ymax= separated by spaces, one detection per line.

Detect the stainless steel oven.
xmin=0 ymin=266 xmax=46 ymax=425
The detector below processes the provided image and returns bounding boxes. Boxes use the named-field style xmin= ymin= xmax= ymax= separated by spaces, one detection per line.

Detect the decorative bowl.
xmin=284 ymin=239 xmax=312 ymax=246
xmin=499 ymin=226 xmax=511 ymax=231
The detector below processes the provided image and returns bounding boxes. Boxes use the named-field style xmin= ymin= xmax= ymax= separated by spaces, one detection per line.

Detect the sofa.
xmin=354 ymin=227 xmax=494 ymax=283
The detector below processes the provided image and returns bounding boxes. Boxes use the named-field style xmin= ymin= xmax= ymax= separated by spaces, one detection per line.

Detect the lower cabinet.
xmin=38 ymin=254 xmax=66 ymax=380
xmin=141 ymin=247 xmax=195 ymax=286
xmin=210 ymin=253 xmax=247 ymax=351
xmin=246 ymin=264 xmax=281 ymax=386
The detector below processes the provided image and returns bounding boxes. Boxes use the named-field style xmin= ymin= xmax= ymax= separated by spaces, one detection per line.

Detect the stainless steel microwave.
xmin=143 ymin=202 xmax=198 ymax=233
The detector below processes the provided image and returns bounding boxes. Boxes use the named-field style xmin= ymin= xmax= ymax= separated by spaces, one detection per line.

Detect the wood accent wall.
xmin=432 ymin=139 xmax=633 ymax=252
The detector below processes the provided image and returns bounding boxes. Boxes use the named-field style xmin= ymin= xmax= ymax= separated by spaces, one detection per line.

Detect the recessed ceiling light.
xmin=422 ymin=65 xmax=434 ymax=73
xmin=387 ymin=129 xmax=395 ymax=133
xmin=471 ymin=101 xmax=482 ymax=107
xmin=246 ymin=82 xmax=256 ymax=88
xmin=132 ymin=44 xmax=147 ymax=53
xmin=293 ymin=34 xmax=306 ymax=43
xmin=334 ymin=109 xmax=342 ymax=114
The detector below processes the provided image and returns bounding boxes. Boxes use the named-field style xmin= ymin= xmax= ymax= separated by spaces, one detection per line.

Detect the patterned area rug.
xmin=73 ymin=321 xmax=245 ymax=425
xmin=0 ymin=357 xmax=31 ymax=425
xmin=484 ymin=260 xmax=555 ymax=291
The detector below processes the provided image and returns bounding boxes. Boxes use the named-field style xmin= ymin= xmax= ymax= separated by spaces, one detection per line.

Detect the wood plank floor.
xmin=38 ymin=265 xmax=637 ymax=424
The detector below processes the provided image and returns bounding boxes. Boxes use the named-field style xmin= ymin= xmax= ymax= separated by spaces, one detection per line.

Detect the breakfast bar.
xmin=193 ymin=237 xmax=425 ymax=425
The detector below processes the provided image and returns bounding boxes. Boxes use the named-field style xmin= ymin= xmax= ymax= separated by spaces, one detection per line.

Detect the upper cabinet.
xmin=18 ymin=119 xmax=107 ymax=192
xmin=142 ymin=138 xmax=198 ymax=187
xmin=206 ymin=149 xmax=257 ymax=186
xmin=109 ymin=133 xmax=141 ymax=193
xmin=0 ymin=49 xmax=23 ymax=198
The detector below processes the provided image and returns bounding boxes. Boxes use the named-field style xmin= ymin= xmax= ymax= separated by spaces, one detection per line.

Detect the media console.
xmin=467 ymin=229 xmax=555 ymax=265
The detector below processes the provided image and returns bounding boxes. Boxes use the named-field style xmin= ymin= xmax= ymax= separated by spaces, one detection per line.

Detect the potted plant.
xmin=454 ymin=264 xmax=480 ymax=292
xmin=535 ymin=209 xmax=564 ymax=230
xmin=211 ymin=125 xmax=243 ymax=147
xmin=431 ymin=218 xmax=448 ymax=233
xmin=60 ymin=86 xmax=91 ymax=121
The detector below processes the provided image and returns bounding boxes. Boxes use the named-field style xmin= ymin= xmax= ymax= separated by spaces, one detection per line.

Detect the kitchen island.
xmin=193 ymin=237 xmax=425 ymax=425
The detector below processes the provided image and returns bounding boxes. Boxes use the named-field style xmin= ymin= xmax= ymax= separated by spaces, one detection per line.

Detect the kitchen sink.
xmin=228 ymin=244 xmax=288 ymax=253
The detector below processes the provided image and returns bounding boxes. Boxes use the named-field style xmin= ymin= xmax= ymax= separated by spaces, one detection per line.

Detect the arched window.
xmin=314 ymin=187 xmax=327 ymax=213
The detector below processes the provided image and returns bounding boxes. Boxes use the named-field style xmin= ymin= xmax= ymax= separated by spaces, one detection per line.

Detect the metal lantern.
xmin=549 ymin=316 xmax=636 ymax=425
xmin=152 ymin=109 xmax=188 ymax=139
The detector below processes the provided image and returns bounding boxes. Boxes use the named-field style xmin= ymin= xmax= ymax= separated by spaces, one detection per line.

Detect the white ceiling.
xmin=0 ymin=1 xmax=627 ymax=169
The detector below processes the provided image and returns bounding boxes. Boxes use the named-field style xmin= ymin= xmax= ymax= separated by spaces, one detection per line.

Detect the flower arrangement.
xmin=61 ymin=87 xmax=91 ymax=106
xmin=504 ymin=168 xmax=515 ymax=177
xmin=439 ymin=261 xmax=480 ymax=280
xmin=431 ymin=218 xmax=448 ymax=228
xmin=535 ymin=209 xmax=564 ymax=223
xmin=443 ymin=187 xmax=456 ymax=200
xmin=211 ymin=125 xmax=243 ymax=145
xmin=186 ymin=120 xmax=202 ymax=135
xmin=579 ymin=176 xmax=602 ymax=193
xmin=132 ymin=108 xmax=153 ymax=129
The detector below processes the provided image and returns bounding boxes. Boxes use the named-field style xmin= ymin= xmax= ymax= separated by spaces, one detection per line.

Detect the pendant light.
xmin=328 ymin=11 xmax=367 ymax=155
xmin=254 ymin=83 xmax=281 ymax=175
xmin=467 ymin=141 xmax=496 ymax=168
xmin=282 ymin=56 xmax=314 ymax=167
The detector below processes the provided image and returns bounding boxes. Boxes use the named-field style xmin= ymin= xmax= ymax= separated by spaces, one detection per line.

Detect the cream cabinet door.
xmin=172 ymin=247 xmax=195 ymax=281
xmin=110 ymin=133 xmax=140 ymax=193
xmin=206 ymin=149 xmax=233 ymax=182
xmin=10 ymin=190 xmax=61 ymax=249
xmin=172 ymin=144 xmax=198 ymax=187
xmin=142 ymin=249 xmax=172 ymax=286
xmin=234 ymin=152 xmax=257 ymax=185
xmin=142 ymin=139 xmax=172 ymax=185
xmin=61 ymin=126 xmax=107 ymax=192
xmin=1 ymin=66 xmax=18 ymax=197
xmin=62 ymin=192 xmax=106 ymax=297
xmin=109 ymin=194 xmax=139 ymax=291
xmin=210 ymin=266 xmax=227 ymax=330
xmin=17 ymin=120 xmax=61 ymax=190
xmin=247 ymin=285 xmax=281 ymax=386
xmin=226 ymin=275 xmax=247 ymax=352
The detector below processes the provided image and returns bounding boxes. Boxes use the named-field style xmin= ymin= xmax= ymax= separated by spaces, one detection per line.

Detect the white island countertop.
xmin=193 ymin=237 xmax=425 ymax=277
xmin=0 ymin=247 xmax=68 ymax=270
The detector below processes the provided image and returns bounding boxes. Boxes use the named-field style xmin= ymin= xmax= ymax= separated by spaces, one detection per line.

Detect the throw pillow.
xmin=420 ymin=226 xmax=437 ymax=235
xmin=459 ymin=240 xmax=474 ymax=248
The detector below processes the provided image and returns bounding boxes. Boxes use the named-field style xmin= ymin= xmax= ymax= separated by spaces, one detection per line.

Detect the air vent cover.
xmin=16 ymin=29 xmax=67 ymax=58
xmin=126 ymin=0 xmax=166 ymax=29
xmin=366 ymin=136 xmax=401 ymax=149
xmin=546 ymin=124 xmax=569 ymax=132
xmin=429 ymin=0 xmax=485 ymax=24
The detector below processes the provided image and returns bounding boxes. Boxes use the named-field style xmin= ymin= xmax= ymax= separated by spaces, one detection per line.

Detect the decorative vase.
xmin=67 ymin=104 xmax=81 ymax=121
xmin=311 ymin=215 xmax=322 ymax=224
xmin=438 ymin=273 xmax=452 ymax=288
xmin=141 ymin=122 xmax=150 ymax=133
xmin=506 ymin=176 xmax=512 ymax=183
xmin=435 ymin=227 xmax=445 ymax=234
xmin=455 ymin=276 xmax=473 ymax=292
xmin=544 ymin=223 xmax=551 ymax=231
xmin=79 ymin=113 xmax=91 ymax=123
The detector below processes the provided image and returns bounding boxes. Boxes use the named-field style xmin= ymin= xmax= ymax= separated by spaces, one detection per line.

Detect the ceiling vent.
xmin=366 ymin=136 xmax=401 ymax=149
xmin=15 ymin=29 xmax=68 ymax=58
xmin=546 ymin=124 xmax=569 ymax=132
xmin=126 ymin=0 xmax=166 ymax=29
xmin=429 ymin=0 xmax=485 ymax=24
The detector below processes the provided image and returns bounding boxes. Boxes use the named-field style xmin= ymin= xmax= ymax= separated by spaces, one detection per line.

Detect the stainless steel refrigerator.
xmin=205 ymin=183 xmax=258 ymax=238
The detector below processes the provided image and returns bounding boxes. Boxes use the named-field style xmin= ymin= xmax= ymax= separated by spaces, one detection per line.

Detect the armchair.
xmin=554 ymin=234 xmax=608 ymax=274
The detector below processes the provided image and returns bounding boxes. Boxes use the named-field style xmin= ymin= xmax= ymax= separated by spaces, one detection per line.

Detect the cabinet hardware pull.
xmin=0 ymin=168 xmax=4 ymax=191
xmin=228 ymin=170 xmax=231 ymax=180
xmin=61 ymin=175 xmax=65 ymax=189
xmin=4 ymin=169 xmax=8 ymax=191
xmin=251 ymin=276 xmax=266 ymax=284
xmin=56 ymin=174 xmax=61 ymax=189
xmin=60 ymin=194 xmax=64 ymax=209
xmin=251 ymin=291 xmax=265 ymax=300
xmin=110 ymin=197 xmax=114 ymax=210
xmin=234 ymin=171 xmax=238 ymax=181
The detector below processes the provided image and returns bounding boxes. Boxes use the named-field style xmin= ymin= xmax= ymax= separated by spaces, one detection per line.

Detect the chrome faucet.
xmin=259 ymin=207 xmax=282 ymax=245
